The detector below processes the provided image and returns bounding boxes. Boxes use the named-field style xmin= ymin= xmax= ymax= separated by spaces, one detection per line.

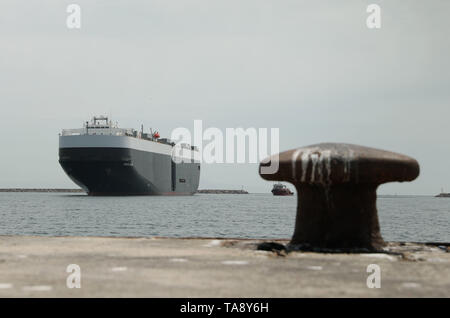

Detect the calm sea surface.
xmin=0 ymin=193 xmax=448 ymax=242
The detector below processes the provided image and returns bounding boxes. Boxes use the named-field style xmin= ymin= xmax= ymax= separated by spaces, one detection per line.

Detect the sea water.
xmin=0 ymin=193 xmax=448 ymax=242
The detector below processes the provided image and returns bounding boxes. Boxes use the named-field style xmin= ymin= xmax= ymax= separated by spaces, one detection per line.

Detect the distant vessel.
xmin=59 ymin=116 xmax=200 ymax=195
xmin=271 ymin=183 xmax=293 ymax=196
xmin=436 ymin=187 xmax=450 ymax=197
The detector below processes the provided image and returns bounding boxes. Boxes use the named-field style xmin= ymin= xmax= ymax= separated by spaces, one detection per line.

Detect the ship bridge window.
xmin=179 ymin=178 xmax=186 ymax=183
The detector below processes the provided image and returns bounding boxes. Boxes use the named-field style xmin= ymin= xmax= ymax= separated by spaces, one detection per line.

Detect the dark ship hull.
xmin=59 ymin=135 xmax=200 ymax=196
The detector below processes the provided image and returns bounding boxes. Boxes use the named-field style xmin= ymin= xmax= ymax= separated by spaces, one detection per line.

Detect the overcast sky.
xmin=0 ymin=1 xmax=449 ymax=194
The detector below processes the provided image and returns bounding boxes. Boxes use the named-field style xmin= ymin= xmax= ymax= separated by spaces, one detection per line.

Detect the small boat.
xmin=271 ymin=183 xmax=294 ymax=196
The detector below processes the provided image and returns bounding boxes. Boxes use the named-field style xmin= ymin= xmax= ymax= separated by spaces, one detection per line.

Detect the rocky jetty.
xmin=0 ymin=188 xmax=83 ymax=193
xmin=196 ymin=189 xmax=249 ymax=194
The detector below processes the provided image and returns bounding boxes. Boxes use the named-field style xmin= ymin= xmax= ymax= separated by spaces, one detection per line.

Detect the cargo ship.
xmin=271 ymin=183 xmax=294 ymax=196
xmin=59 ymin=116 xmax=200 ymax=195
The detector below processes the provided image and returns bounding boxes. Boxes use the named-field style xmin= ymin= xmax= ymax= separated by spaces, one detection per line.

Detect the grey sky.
xmin=0 ymin=1 xmax=449 ymax=194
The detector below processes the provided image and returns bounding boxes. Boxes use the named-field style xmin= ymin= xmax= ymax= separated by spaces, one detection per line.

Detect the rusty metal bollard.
xmin=259 ymin=143 xmax=420 ymax=251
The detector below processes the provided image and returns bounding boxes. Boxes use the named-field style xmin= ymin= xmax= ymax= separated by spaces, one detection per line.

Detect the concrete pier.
xmin=0 ymin=236 xmax=448 ymax=297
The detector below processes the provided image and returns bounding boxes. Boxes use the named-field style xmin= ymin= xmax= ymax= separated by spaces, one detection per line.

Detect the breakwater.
xmin=0 ymin=189 xmax=250 ymax=194
xmin=0 ymin=188 xmax=83 ymax=193
xmin=196 ymin=189 xmax=249 ymax=194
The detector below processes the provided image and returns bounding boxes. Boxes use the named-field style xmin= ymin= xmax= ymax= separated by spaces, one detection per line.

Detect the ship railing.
xmin=61 ymin=128 xmax=134 ymax=136
xmin=61 ymin=129 xmax=85 ymax=136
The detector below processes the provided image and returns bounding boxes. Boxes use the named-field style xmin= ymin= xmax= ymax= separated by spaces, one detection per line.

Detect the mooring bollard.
xmin=259 ymin=143 xmax=420 ymax=251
